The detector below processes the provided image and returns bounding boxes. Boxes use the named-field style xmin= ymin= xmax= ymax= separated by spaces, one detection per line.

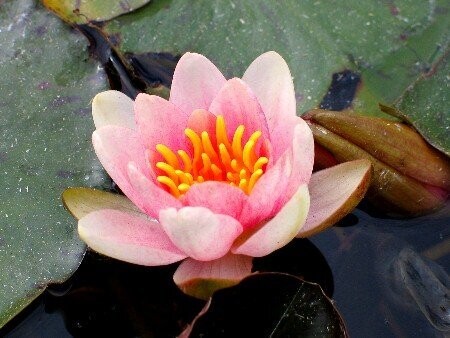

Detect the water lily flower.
xmin=67 ymin=52 xmax=371 ymax=298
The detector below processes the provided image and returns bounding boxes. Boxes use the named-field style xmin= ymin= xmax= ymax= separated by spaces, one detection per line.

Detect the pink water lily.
xmin=75 ymin=51 xmax=371 ymax=298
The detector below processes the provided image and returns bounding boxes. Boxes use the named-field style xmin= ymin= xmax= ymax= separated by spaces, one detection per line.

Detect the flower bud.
xmin=305 ymin=109 xmax=450 ymax=217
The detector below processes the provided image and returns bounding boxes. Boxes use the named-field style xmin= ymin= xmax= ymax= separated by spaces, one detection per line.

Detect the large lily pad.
xmin=0 ymin=0 xmax=109 ymax=327
xmin=100 ymin=0 xmax=449 ymax=153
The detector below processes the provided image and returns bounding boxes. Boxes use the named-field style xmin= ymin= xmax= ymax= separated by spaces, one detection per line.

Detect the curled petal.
xmin=92 ymin=126 xmax=148 ymax=212
xmin=135 ymin=94 xmax=190 ymax=155
xmin=159 ymin=207 xmax=243 ymax=261
xmin=298 ymin=159 xmax=372 ymax=237
xmin=78 ymin=209 xmax=187 ymax=266
xmin=239 ymin=150 xmax=293 ymax=229
xmin=92 ymin=90 xmax=135 ymax=130
xmin=239 ymin=120 xmax=313 ymax=229
xmin=170 ymin=52 xmax=226 ymax=114
xmin=242 ymin=51 xmax=298 ymax=158
xmin=233 ymin=184 xmax=310 ymax=257
xmin=173 ymin=254 xmax=253 ymax=300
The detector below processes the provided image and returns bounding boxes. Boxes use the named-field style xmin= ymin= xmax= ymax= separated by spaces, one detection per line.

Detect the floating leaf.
xmin=181 ymin=273 xmax=348 ymax=337
xmin=395 ymin=52 xmax=450 ymax=156
xmin=0 ymin=0 xmax=109 ymax=327
xmin=99 ymin=0 xmax=449 ymax=152
xmin=43 ymin=0 xmax=151 ymax=24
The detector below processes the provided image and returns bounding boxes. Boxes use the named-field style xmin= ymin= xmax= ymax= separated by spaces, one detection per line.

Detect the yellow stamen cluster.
xmin=155 ymin=115 xmax=269 ymax=197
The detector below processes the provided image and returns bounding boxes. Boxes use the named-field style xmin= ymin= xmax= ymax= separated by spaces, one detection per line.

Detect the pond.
xmin=2 ymin=202 xmax=449 ymax=337
xmin=1 ymin=1 xmax=449 ymax=337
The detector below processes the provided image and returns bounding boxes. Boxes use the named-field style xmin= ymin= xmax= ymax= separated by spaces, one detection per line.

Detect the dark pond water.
xmin=2 ymin=202 xmax=449 ymax=337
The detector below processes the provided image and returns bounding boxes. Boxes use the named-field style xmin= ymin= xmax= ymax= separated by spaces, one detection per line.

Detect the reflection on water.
xmin=311 ymin=203 xmax=449 ymax=337
xmin=2 ymin=203 xmax=449 ymax=337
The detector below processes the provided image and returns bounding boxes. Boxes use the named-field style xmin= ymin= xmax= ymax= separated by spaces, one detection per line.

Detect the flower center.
xmin=155 ymin=115 xmax=269 ymax=197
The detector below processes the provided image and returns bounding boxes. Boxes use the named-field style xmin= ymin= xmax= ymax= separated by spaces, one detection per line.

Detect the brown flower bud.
xmin=306 ymin=109 xmax=450 ymax=217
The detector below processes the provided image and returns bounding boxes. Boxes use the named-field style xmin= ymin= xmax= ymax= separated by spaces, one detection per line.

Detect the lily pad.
xmin=99 ymin=0 xmax=449 ymax=153
xmin=395 ymin=52 xmax=450 ymax=155
xmin=0 ymin=0 xmax=109 ymax=327
xmin=42 ymin=0 xmax=151 ymax=24
xmin=181 ymin=273 xmax=348 ymax=337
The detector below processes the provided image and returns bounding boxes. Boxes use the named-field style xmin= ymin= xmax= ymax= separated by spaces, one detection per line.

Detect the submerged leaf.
xmin=388 ymin=248 xmax=450 ymax=331
xmin=181 ymin=273 xmax=348 ymax=337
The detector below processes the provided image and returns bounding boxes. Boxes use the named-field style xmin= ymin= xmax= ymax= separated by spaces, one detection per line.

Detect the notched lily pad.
xmin=0 ymin=0 xmax=108 ymax=327
xmin=43 ymin=0 xmax=151 ymax=24
xmin=181 ymin=272 xmax=348 ymax=337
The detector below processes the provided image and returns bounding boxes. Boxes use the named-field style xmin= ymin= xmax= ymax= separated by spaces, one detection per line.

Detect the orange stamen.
xmin=154 ymin=115 xmax=269 ymax=197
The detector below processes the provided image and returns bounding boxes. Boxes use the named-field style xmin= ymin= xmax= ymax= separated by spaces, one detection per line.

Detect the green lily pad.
xmin=100 ymin=0 xmax=449 ymax=153
xmin=182 ymin=273 xmax=348 ymax=337
xmin=0 ymin=0 xmax=109 ymax=327
xmin=395 ymin=52 xmax=450 ymax=155
xmin=42 ymin=0 xmax=151 ymax=24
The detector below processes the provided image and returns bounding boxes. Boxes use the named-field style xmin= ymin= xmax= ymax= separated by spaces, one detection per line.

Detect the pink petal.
xmin=92 ymin=90 xmax=136 ymax=130
xmin=298 ymin=159 xmax=372 ymax=237
xmin=173 ymin=254 xmax=253 ymax=299
xmin=209 ymin=78 xmax=270 ymax=144
xmin=281 ymin=119 xmax=314 ymax=201
xmin=127 ymin=162 xmax=182 ymax=219
xmin=78 ymin=209 xmax=187 ymax=266
xmin=170 ymin=52 xmax=227 ymax=114
xmin=242 ymin=51 xmax=298 ymax=158
xmin=135 ymin=93 xmax=189 ymax=154
xmin=92 ymin=126 xmax=148 ymax=212
xmin=181 ymin=181 xmax=247 ymax=219
xmin=238 ymin=119 xmax=314 ymax=229
xmin=232 ymin=184 xmax=310 ymax=257
xmin=238 ymin=150 xmax=293 ymax=229
xmin=159 ymin=207 xmax=243 ymax=261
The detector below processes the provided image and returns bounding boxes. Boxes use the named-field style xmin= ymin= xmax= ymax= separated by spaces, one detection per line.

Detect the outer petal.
xmin=297 ymin=159 xmax=372 ymax=237
xmin=127 ymin=162 xmax=182 ymax=219
xmin=135 ymin=93 xmax=189 ymax=153
xmin=78 ymin=209 xmax=187 ymax=266
xmin=209 ymin=78 xmax=270 ymax=144
xmin=159 ymin=207 xmax=243 ymax=261
xmin=232 ymin=184 xmax=310 ymax=257
xmin=182 ymin=181 xmax=247 ymax=219
xmin=92 ymin=90 xmax=135 ymax=130
xmin=170 ymin=52 xmax=227 ymax=114
xmin=92 ymin=126 xmax=148 ymax=212
xmin=281 ymin=120 xmax=314 ymax=200
xmin=173 ymin=254 xmax=253 ymax=300
xmin=242 ymin=51 xmax=298 ymax=158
